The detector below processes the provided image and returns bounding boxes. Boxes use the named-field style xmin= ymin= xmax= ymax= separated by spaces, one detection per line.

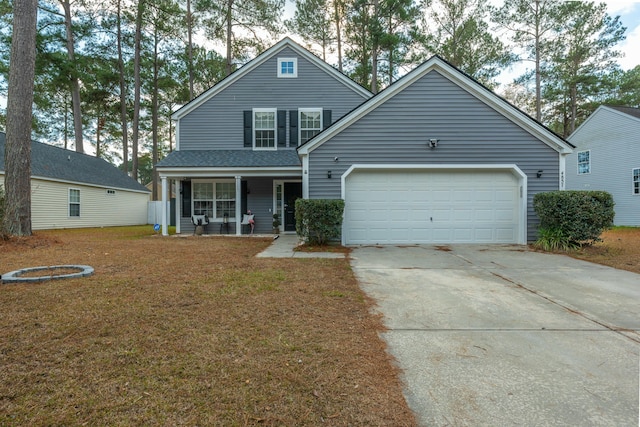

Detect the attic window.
xmin=106 ymin=189 xmax=116 ymax=195
xmin=277 ymin=58 xmax=297 ymax=78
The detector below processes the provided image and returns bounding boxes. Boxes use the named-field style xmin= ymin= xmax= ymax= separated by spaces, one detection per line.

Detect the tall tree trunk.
xmin=61 ymin=0 xmax=84 ymax=153
xmin=117 ymin=0 xmax=129 ymax=174
xmin=132 ymin=0 xmax=145 ymax=181
xmin=370 ymin=0 xmax=379 ymax=94
xmin=534 ymin=0 xmax=541 ymax=121
xmin=3 ymin=0 xmax=38 ymax=236
xmin=225 ymin=0 xmax=234 ymax=76
xmin=152 ymin=30 xmax=160 ymax=201
xmin=334 ymin=0 xmax=343 ymax=72
xmin=187 ymin=0 xmax=194 ymax=100
xmin=569 ymin=83 xmax=577 ymax=135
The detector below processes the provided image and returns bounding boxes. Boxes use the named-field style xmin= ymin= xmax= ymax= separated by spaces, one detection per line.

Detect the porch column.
xmin=161 ymin=176 xmax=168 ymax=236
xmin=235 ymin=175 xmax=242 ymax=235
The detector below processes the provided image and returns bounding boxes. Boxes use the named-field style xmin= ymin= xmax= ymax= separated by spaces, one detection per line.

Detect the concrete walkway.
xmin=351 ymin=244 xmax=640 ymax=426
xmin=256 ymin=234 xmax=345 ymax=258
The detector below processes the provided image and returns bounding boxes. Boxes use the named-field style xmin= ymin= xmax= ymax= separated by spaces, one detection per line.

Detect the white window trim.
xmin=277 ymin=57 xmax=297 ymax=78
xmin=577 ymin=150 xmax=591 ymax=175
xmin=253 ymin=108 xmax=277 ymax=151
xmin=191 ymin=179 xmax=237 ymax=220
xmin=298 ymin=108 xmax=323 ymax=145
xmin=633 ymin=167 xmax=640 ymax=195
xmin=68 ymin=188 xmax=80 ymax=218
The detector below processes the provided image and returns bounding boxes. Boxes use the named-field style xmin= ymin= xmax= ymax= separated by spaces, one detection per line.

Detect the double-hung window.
xmin=633 ymin=168 xmax=640 ymax=195
xmin=253 ymin=108 xmax=277 ymax=150
xmin=577 ymin=150 xmax=590 ymax=174
xmin=192 ymin=181 xmax=236 ymax=219
xmin=299 ymin=108 xmax=322 ymax=144
xmin=69 ymin=188 xmax=80 ymax=217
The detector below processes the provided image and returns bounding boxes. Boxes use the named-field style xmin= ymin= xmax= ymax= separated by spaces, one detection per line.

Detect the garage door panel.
xmin=344 ymin=169 xmax=521 ymax=245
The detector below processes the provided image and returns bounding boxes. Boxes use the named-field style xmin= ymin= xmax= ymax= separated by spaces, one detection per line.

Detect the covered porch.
xmin=158 ymin=172 xmax=302 ymax=236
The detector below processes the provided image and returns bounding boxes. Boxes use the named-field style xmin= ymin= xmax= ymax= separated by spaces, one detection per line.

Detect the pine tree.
xmin=3 ymin=0 xmax=38 ymax=236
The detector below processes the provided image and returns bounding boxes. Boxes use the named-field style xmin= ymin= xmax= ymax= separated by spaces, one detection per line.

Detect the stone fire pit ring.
xmin=1 ymin=265 xmax=94 ymax=284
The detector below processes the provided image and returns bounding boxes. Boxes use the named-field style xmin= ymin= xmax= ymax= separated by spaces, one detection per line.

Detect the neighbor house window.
xmin=299 ymin=108 xmax=322 ymax=144
xmin=633 ymin=168 xmax=640 ymax=195
xmin=578 ymin=150 xmax=590 ymax=174
xmin=192 ymin=181 xmax=236 ymax=219
xmin=277 ymin=58 xmax=297 ymax=78
xmin=69 ymin=188 xmax=80 ymax=217
xmin=253 ymin=108 xmax=276 ymax=149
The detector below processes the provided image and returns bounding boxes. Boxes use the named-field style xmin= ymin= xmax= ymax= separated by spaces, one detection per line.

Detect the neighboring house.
xmin=565 ymin=105 xmax=640 ymax=226
xmin=157 ymin=38 xmax=573 ymax=244
xmin=0 ymin=132 xmax=150 ymax=230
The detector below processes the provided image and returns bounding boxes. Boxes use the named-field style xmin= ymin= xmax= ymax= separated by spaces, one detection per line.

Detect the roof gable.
xmin=0 ymin=132 xmax=149 ymax=193
xmin=172 ymin=38 xmax=371 ymax=121
xmin=568 ymin=105 xmax=640 ymax=144
xmin=608 ymin=105 xmax=640 ymax=120
xmin=298 ymin=56 xmax=573 ymax=155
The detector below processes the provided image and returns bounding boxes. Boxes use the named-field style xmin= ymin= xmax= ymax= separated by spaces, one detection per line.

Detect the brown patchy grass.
xmin=0 ymin=226 xmax=415 ymax=426
xmin=568 ymin=227 xmax=640 ymax=274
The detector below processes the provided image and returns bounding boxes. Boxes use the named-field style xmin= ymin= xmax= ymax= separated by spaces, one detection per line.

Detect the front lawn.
xmin=0 ymin=226 xmax=415 ymax=426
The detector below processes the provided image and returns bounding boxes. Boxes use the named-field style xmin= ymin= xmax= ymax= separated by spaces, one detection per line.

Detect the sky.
xmin=605 ymin=0 xmax=640 ymax=70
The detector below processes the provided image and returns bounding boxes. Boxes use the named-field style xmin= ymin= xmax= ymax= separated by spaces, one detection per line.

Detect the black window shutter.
xmin=289 ymin=109 xmax=298 ymax=146
xmin=181 ymin=180 xmax=191 ymax=217
xmin=323 ymin=109 xmax=332 ymax=129
xmin=243 ymin=111 xmax=252 ymax=147
xmin=277 ymin=110 xmax=287 ymax=147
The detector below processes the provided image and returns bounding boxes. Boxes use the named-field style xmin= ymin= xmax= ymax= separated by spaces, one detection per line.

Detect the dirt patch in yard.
xmin=0 ymin=226 xmax=415 ymax=426
xmin=561 ymin=227 xmax=640 ymax=275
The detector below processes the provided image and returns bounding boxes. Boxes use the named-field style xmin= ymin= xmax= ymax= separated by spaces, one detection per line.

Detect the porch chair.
xmin=241 ymin=212 xmax=255 ymax=234
xmin=191 ymin=214 xmax=209 ymax=235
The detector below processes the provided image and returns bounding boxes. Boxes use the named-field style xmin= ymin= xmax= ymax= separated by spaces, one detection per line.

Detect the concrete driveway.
xmin=350 ymin=245 xmax=640 ymax=426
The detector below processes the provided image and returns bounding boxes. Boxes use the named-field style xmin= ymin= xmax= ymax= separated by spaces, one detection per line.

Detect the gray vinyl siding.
xmin=566 ymin=108 xmax=640 ymax=226
xmin=179 ymin=47 xmax=369 ymax=151
xmin=308 ymin=71 xmax=561 ymax=242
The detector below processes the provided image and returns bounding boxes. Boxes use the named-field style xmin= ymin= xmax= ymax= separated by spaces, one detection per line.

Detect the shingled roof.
xmin=608 ymin=106 xmax=640 ymax=120
xmin=0 ymin=132 xmax=149 ymax=193
xmin=156 ymin=149 xmax=301 ymax=168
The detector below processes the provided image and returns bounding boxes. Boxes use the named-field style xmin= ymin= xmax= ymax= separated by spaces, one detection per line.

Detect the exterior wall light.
xmin=429 ymin=138 xmax=439 ymax=149
xmin=537 ymin=170 xmax=543 ymax=178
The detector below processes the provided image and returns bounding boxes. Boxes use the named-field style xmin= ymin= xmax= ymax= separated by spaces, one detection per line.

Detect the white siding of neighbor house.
xmin=0 ymin=176 xmax=148 ymax=230
xmin=566 ymin=107 xmax=640 ymax=226
xmin=307 ymin=71 xmax=562 ymax=242
xmin=178 ymin=46 xmax=370 ymax=151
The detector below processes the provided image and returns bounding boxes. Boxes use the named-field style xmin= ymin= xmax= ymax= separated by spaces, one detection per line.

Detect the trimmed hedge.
xmin=533 ymin=190 xmax=614 ymax=247
xmin=295 ymin=199 xmax=345 ymax=245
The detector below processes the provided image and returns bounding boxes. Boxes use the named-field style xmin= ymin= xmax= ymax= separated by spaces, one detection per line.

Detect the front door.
xmin=284 ymin=182 xmax=302 ymax=232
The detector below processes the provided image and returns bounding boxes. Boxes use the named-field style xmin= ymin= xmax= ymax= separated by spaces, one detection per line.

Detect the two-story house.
xmin=156 ymin=38 xmax=371 ymax=236
xmin=157 ymin=38 xmax=573 ymax=244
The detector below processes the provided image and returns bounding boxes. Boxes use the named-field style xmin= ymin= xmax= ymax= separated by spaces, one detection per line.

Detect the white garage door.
xmin=344 ymin=169 xmax=520 ymax=245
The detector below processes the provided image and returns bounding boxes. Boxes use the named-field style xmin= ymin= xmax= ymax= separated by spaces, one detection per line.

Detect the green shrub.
xmin=295 ymin=199 xmax=345 ymax=245
xmin=533 ymin=190 xmax=614 ymax=248
xmin=535 ymin=227 xmax=580 ymax=252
